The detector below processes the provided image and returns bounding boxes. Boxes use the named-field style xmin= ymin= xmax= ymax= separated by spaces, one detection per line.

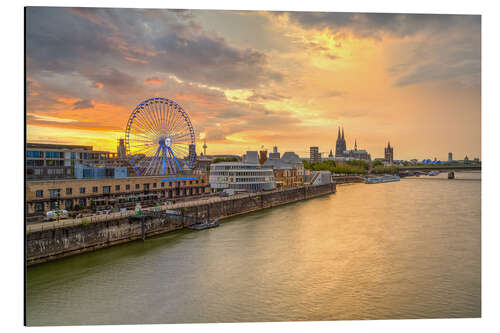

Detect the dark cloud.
xmin=279 ymin=12 xmax=480 ymax=40
xmin=26 ymin=7 xmax=283 ymax=91
xmin=72 ymin=99 xmax=94 ymax=110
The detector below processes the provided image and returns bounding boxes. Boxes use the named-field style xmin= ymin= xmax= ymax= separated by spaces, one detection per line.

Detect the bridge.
xmin=397 ymin=165 xmax=480 ymax=179
xmin=398 ymin=165 xmax=481 ymax=172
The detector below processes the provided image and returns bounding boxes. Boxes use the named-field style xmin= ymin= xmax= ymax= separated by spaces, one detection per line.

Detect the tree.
xmin=212 ymin=157 xmax=238 ymax=163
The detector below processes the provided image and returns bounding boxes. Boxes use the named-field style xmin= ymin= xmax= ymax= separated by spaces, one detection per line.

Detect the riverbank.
xmin=26 ymin=183 xmax=335 ymax=266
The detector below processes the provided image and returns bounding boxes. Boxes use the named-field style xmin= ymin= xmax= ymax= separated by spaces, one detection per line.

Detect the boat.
xmin=188 ymin=219 xmax=220 ymax=230
xmin=365 ymin=175 xmax=400 ymax=184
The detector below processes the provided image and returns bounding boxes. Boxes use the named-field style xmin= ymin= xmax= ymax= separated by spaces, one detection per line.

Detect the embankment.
xmin=26 ymin=183 xmax=335 ymax=265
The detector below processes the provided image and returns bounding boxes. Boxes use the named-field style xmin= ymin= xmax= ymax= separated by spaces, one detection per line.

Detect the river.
xmin=26 ymin=172 xmax=481 ymax=325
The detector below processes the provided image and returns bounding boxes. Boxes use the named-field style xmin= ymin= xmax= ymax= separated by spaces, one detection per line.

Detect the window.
xmin=103 ymin=186 xmax=111 ymax=194
xmin=66 ymin=188 xmax=72 ymax=195
xmin=201 ymin=179 xmax=205 ymax=183
xmin=78 ymin=198 xmax=86 ymax=208
xmin=49 ymin=189 xmax=60 ymax=198
xmin=115 ymin=185 xmax=120 ymax=191
xmin=126 ymin=184 xmax=130 ymax=190
xmin=80 ymin=187 xmax=85 ymax=194
xmin=27 ymin=151 xmax=43 ymax=158
xmin=153 ymin=183 xmax=157 ymax=188
xmin=195 ymin=180 xmax=199 ymax=184
xmin=71 ymin=152 xmax=76 ymax=159
xmin=161 ymin=182 xmax=165 ymax=187
xmin=46 ymin=151 xmax=62 ymax=158
xmin=135 ymin=184 xmax=140 ymax=189
xmin=92 ymin=186 xmax=98 ymax=193
xmin=50 ymin=201 xmax=58 ymax=210
xmin=169 ymin=182 xmax=172 ymax=187
xmin=65 ymin=199 xmax=73 ymax=210
xmin=189 ymin=181 xmax=192 ymax=184
xmin=35 ymin=202 xmax=44 ymax=212
xmin=35 ymin=190 xmax=43 ymax=198
xmin=144 ymin=184 xmax=149 ymax=190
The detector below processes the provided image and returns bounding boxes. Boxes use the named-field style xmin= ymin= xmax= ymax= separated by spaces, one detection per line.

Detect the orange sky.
xmin=26 ymin=8 xmax=481 ymax=160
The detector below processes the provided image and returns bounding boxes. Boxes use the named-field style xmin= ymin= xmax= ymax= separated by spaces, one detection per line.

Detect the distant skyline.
xmin=26 ymin=8 xmax=481 ymax=160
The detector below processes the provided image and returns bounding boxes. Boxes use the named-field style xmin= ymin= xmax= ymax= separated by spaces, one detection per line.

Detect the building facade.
xmin=305 ymin=170 xmax=332 ymax=185
xmin=334 ymin=128 xmax=371 ymax=161
xmin=310 ymin=146 xmax=321 ymax=162
xmin=26 ymin=174 xmax=210 ymax=215
xmin=263 ymin=151 xmax=305 ymax=188
xmin=335 ymin=127 xmax=347 ymax=157
xmin=448 ymin=152 xmax=453 ymax=162
xmin=209 ymin=162 xmax=276 ymax=191
xmin=384 ymin=142 xmax=394 ymax=164
xmin=26 ymin=143 xmax=119 ymax=180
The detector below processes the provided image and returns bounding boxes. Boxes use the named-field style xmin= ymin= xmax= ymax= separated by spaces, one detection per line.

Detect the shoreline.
xmin=26 ymin=183 xmax=336 ymax=266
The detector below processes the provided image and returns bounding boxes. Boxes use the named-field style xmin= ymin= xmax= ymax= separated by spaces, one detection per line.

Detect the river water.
xmin=26 ymin=172 xmax=481 ymax=325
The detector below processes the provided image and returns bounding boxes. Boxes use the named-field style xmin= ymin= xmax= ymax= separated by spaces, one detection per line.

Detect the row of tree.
xmin=302 ymin=160 xmax=371 ymax=175
xmin=303 ymin=159 xmax=401 ymax=175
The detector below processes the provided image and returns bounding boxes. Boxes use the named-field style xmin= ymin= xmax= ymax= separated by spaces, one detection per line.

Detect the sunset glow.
xmin=26 ymin=8 xmax=481 ymax=160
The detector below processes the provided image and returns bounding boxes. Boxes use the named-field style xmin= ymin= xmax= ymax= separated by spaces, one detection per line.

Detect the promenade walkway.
xmin=26 ymin=187 xmax=311 ymax=233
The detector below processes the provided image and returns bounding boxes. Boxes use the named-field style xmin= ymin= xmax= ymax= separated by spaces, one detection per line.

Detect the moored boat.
xmin=188 ymin=219 xmax=220 ymax=230
xmin=365 ymin=175 xmax=400 ymax=184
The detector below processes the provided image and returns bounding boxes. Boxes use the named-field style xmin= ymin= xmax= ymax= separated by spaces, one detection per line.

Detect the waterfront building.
xmin=209 ymin=162 xmax=276 ymax=192
xmin=310 ymin=146 xmax=321 ymax=162
xmin=263 ymin=151 xmax=305 ymax=188
xmin=305 ymin=170 xmax=332 ymax=185
xmin=195 ymin=154 xmax=241 ymax=171
xmin=448 ymin=152 xmax=453 ymax=162
xmin=26 ymin=143 xmax=118 ymax=180
xmin=384 ymin=142 xmax=394 ymax=164
xmin=26 ymin=174 xmax=210 ymax=216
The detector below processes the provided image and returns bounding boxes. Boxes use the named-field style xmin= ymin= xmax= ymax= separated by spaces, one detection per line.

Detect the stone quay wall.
xmin=27 ymin=183 xmax=335 ymax=266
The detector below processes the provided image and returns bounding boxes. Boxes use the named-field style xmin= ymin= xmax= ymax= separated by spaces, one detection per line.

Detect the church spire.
xmin=337 ymin=127 xmax=341 ymax=140
xmin=354 ymin=139 xmax=357 ymax=151
xmin=341 ymin=127 xmax=345 ymax=141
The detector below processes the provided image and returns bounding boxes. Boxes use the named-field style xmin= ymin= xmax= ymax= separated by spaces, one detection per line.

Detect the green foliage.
xmin=212 ymin=157 xmax=238 ymax=163
xmin=372 ymin=165 xmax=400 ymax=174
xmin=371 ymin=160 xmax=384 ymax=168
xmin=302 ymin=160 xmax=368 ymax=175
xmin=82 ymin=218 xmax=89 ymax=227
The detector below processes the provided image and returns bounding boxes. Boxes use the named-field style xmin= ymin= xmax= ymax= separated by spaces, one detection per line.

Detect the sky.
xmin=26 ymin=7 xmax=481 ymax=160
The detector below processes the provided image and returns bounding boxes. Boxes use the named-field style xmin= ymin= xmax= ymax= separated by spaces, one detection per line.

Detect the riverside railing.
xmin=26 ymin=184 xmax=332 ymax=233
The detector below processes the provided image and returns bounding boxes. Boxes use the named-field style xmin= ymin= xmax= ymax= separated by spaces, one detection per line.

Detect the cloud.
xmin=144 ymin=77 xmax=163 ymax=85
xmin=26 ymin=7 xmax=284 ymax=90
xmin=72 ymin=99 xmax=94 ymax=110
xmin=279 ymin=12 xmax=480 ymax=40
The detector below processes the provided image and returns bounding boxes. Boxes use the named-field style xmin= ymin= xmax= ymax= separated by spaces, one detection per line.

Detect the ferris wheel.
xmin=124 ymin=97 xmax=196 ymax=176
